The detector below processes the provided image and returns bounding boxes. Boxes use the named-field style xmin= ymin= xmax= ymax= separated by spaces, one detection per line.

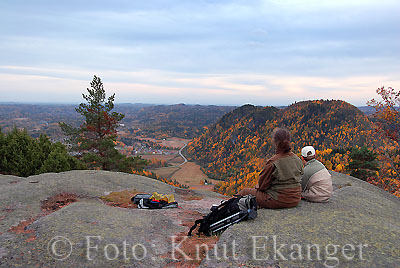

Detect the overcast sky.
xmin=0 ymin=0 xmax=399 ymax=106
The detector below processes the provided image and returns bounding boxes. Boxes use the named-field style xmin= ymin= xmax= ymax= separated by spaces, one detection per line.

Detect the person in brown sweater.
xmin=237 ymin=128 xmax=303 ymax=209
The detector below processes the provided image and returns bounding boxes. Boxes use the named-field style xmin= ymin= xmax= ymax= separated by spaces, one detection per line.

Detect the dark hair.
xmin=272 ymin=128 xmax=292 ymax=154
xmin=302 ymin=155 xmax=315 ymax=162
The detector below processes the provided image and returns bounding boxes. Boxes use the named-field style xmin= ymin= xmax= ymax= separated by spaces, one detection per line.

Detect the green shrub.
xmin=0 ymin=128 xmax=85 ymax=177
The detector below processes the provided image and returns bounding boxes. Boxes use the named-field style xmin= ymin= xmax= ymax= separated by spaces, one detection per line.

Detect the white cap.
xmin=301 ymin=146 xmax=316 ymax=158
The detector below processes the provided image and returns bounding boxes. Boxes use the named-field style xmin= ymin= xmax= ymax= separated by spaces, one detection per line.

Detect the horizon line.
xmin=0 ymin=100 xmax=373 ymax=108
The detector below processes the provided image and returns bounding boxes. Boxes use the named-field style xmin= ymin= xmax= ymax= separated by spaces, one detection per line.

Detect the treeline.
xmin=187 ymin=100 xmax=400 ymax=197
xmin=0 ymin=77 xmax=177 ymax=190
xmin=0 ymin=103 xmax=235 ymax=140
xmin=0 ymin=128 xmax=85 ymax=177
xmin=130 ymin=104 xmax=235 ymax=138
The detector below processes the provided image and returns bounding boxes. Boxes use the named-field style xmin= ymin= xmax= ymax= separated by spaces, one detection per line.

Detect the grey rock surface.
xmin=0 ymin=170 xmax=399 ymax=268
xmin=199 ymin=171 xmax=400 ymax=268
xmin=0 ymin=170 xmax=222 ymax=268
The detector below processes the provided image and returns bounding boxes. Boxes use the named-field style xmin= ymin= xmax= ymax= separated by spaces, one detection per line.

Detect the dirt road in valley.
xmin=143 ymin=138 xmax=219 ymax=190
xmin=177 ymin=142 xmax=188 ymax=166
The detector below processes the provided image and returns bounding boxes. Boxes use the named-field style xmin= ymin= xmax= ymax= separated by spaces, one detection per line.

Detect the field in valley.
xmin=139 ymin=137 xmax=219 ymax=190
xmin=134 ymin=136 xmax=190 ymax=149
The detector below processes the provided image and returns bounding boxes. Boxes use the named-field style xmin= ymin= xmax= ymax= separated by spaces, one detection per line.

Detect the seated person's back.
xmin=301 ymin=146 xmax=333 ymax=202
xmin=237 ymin=128 xmax=303 ymax=209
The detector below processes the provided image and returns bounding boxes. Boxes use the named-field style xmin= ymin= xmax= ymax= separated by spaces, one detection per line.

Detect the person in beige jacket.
xmin=300 ymin=146 xmax=333 ymax=202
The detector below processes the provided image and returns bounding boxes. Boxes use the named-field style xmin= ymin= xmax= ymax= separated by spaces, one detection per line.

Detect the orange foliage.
xmin=188 ymin=100 xmax=399 ymax=197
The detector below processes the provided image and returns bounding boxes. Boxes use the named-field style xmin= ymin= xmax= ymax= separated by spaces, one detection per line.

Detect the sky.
xmin=0 ymin=0 xmax=399 ymax=106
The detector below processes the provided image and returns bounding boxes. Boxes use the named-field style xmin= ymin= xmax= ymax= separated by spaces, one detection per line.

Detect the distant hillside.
xmin=0 ymin=104 xmax=80 ymax=139
xmin=0 ymin=103 xmax=235 ymax=139
xmin=357 ymin=105 xmax=376 ymax=115
xmin=131 ymin=104 xmax=235 ymax=138
xmin=187 ymin=100 xmax=377 ymax=195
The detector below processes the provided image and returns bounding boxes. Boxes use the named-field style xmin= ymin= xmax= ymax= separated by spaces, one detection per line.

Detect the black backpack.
xmin=188 ymin=195 xmax=257 ymax=236
xmin=131 ymin=194 xmax=178 ymax=209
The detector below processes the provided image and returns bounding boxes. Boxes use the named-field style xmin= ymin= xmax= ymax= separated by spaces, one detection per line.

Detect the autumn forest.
xmin=187 ymin=100 xmax=400 ymax=197
xmin=1 ymin=97 xmax=399 ymax=198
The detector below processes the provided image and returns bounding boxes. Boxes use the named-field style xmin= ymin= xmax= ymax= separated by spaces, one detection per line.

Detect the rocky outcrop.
xmin=0 ymin=170 xmax=223 ymax=267
xmin=200 ymin=172 xmax=400 ymax=268
xmin=0 ymin=170 xmax=399 ymax=268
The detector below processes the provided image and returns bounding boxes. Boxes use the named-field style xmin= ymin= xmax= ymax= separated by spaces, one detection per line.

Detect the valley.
xmin=135 ymin=137 xmax=219 ymax=190
xmin=1 ymin=101 xmax=399 ymax=198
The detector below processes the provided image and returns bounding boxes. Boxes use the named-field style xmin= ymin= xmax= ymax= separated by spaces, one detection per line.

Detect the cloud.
xmin=0 ymin=65 xmax=399 ymax=106
xmin=0 ymin=0 xmax=399 ymax=105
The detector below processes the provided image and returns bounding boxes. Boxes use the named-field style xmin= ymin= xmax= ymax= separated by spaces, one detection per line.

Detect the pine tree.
xmin=346 ymin=146 xmax=379 ymax=181
xmin=59 ymin=75 xmax=147 ymax=171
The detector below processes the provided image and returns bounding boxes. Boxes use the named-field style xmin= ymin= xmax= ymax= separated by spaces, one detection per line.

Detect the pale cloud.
xmin=0 ymin=0 xmax=399 ymax=105
xmin=0 ymin=73 xmax=86 ymax=103
xmin=1 ymin=65 xmax=398 ymax=106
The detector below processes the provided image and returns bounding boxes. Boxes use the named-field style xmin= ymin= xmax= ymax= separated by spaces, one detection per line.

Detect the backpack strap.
xmin=187 ymin=219 xmax=203 ymax=236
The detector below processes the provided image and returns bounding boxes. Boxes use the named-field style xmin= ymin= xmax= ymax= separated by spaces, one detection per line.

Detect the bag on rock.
xmin=131 ymin=192 xmax=178 ymax=209
xmin=188 ymin=194 xmax=257 ymax=236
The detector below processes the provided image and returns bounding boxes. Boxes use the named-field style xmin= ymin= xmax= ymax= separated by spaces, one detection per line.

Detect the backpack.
xmin=131 ymin=193 xmax=178 ymax=209
xmin=132 ymin=193 xmax=152 ymax=204
xmin=138 ymin=198 xmax=178 ymax=209
xmin=187 ymin=194 xmax=257 ymax=236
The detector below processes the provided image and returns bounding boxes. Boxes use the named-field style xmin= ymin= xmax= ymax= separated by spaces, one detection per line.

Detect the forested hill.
xmin=0 ymin=103 xmax=235 ymax=139
xmin=187 ymin=100 xmax=376 ymax=195
xmin=131 ymin=104 xmax=235 ymax=138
